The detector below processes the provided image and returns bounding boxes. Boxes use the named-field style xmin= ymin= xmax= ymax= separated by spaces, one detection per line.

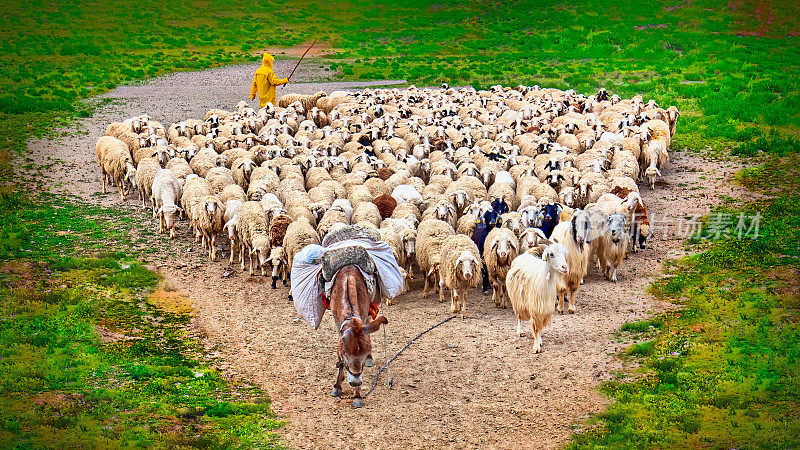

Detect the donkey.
xmin=329 ymin=266 xmax=388 ymax=407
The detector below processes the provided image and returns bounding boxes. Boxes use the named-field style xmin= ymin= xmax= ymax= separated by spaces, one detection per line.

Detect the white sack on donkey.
xmin=291 ymin=227 xmax=404 ymax=329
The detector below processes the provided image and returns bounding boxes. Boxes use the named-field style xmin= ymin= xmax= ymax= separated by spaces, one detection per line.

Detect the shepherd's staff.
xmin=287 ymin=40 xmax=316 ymax=81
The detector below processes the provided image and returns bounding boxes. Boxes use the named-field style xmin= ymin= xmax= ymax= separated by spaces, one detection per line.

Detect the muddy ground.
xmin=22 ymin=62 xmax=758 ymax=448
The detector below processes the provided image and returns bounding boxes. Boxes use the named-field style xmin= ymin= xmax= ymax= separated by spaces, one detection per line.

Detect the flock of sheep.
xmin=96 ymin=83 xmax=678 ymax=352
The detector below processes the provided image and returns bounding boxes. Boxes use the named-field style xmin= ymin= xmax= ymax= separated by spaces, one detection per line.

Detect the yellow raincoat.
xmin=250 ymin=53 xmax=288 ymax=108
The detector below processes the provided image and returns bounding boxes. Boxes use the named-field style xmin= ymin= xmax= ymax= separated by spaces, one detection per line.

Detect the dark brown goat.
xmin=329 ymin=265 xmax=388 ymax=407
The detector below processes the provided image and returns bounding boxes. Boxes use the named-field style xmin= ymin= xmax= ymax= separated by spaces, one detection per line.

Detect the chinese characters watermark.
xmin=645 ymin=212 xmax=761 ymax=240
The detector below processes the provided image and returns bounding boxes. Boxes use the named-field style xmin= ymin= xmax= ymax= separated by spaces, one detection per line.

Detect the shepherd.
xmin=250 ymin=53 xmax=289 ymax=108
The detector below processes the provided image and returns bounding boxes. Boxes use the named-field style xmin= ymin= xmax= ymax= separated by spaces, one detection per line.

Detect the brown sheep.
xmin=373 ymin=194 xmax=397 ymax=219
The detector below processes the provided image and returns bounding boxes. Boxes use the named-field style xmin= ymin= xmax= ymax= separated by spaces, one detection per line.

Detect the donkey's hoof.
xmin=364 ymin=355 xmax=374 ymax=367
xmin=352 ymin=397 xmax=364 ymax=408
xmin=331 ymin=387 xmax=341 ymax=397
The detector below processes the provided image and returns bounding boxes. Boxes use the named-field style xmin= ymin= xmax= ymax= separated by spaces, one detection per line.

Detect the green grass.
xmin=0 ymin=257 xmax=283 ymax=448
xmin=0 ymin=192 xmax=283 ymax=447
xmin=569 ymin=156 xmax=800 ymax=448
xmin=0 ymin=191 xmax=140 ymax=262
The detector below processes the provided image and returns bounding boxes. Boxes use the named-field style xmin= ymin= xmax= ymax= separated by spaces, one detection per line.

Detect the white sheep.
xmin=391 ymin=184 xmax=424 ymax=207
xmin=440 ymin=234 xmax=482 ymax=318
xmin=416 ymin=219 xmax=456 ymax=301
xmin=483 ymin=227 xmax=520 ymax=308
xmin=283 ymin=217 xmax=321 ymax=276
xmin=151 ymin=169 xmax=183 ymax=238
xmin=191 ymin=195 xmax=225 ymax=261
xmin=506 ymin=243 xmax=570 ymax=352
xmin=134 ymin=157 xmax=161 ymax=208
xmin=223 ymin=199 xmax=243 ymax=263
xmin=95 ymin=136 xmax=136 ymax=202
xmin=351 ymin=201 xmax=381 ymax=227
xmin=237 ymin=201 xmax=271 ymax=276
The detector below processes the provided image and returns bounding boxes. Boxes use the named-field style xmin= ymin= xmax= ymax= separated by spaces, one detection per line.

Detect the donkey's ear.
xmin=364 ymin=316 xmax=388 ymax=334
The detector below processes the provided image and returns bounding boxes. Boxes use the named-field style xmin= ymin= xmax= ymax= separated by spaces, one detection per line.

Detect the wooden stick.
xmin=287 ymin=40 xmax=317 ymax=80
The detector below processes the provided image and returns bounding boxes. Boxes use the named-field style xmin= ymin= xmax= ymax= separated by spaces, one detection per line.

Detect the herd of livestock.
xmin=96 ymin=84 xmax=678 ymax=356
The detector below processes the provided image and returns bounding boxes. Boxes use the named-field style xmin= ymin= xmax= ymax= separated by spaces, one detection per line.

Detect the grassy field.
xmin=1 ymin=0 xmax=799 ymax=447
xmin=0 ymin=193 xmax=284 ymax=447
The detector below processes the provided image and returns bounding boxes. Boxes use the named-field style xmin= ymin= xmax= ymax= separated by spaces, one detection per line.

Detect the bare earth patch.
xmin=253 ymin=41 xmax=339 ymax=58
xmin=23 ymin=63 xmax=757 ymax=447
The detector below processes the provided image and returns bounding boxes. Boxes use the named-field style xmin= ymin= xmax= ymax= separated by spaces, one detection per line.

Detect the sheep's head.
xmin=624 ymin=192 xmax=643 ymax=215
xmin=520 ymin=227 xmax=547 ymax=252
xmin=542 ymin=242 xmax=570 ymax=275
xmin=455 ymin=250 xmax=478 ymax=282
xmin=224 ymin=218 xmax=237 ymax=241
xmin=203 ymin=197 xmax=219 ymax=219
xmin=159 ymin=204 xmax=181 ymax=238
xmin=401 ymin=231 xmax=416 ymax=260
xmin=451 ymin=189 xmax=470 ymax=213
xmin=309 ymin=202 xmax=328 ymax=223
xmin=546 ymin=170 xmax=565 ymax=189
xmin=268 ymin=246 xmax=287 ymax=288
xmin=501 ymin=213 xmax=524 ymax=236
xmin=571 ymin=209 xmax=593 ymax=248
xmin=156 ymin=148 xmax=170 ymax=166
xmin=124 ymin=162 xmax=137 ymax=192
xmin=578 ymin=180 xmax=592 ymax=199
xmin=492 ymin=233 xmax=517 ymax=265
xmin=251 ymin=235 xmax=271 ymax=271
xmin=425 ymin=257 xmax=441 ymax=280
xmin=559 ymin=187 xmax=575 ymax=207
xmin=644 ymin=166 xmax=661 ymax=189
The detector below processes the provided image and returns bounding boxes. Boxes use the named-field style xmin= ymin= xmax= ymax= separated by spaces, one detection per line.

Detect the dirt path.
xmin=23 ymin=63 xmax=758 ymax=448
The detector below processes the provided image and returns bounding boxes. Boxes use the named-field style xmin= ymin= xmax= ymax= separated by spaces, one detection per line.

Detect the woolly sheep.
xmin=283 ymin=217 xmax=321 ymax=276
xmin=223 ymin=199 xmax=243 ymax=263
xmin=181 ymin=176 xmax=212 ymax=233
xmin=391 ymin=184 xmax=424 ymax=206
xmin=205 ymin=166 xmax=235 ymax=194
xmin=192 ymin=195 xmax=225 ymax=260
xmin=500 ymin=211 xmax=525 ymax=238
xmin=416 ymin=219 xmax=456 ymax=301
xmin=135 ymin=157 xmax=161 ymax=208
xmin=219 ymin=184 xmax=246 ymax=204
xmin=278 ymin=91 xmax=327 ymax=111
xmin=267 ymin=246 xmax=289 ymax=289
xmin=96 ymin=136 xmax=136 ymax=202
xmin=237 ymin=201 xmax=271 ymax=276
xmin=316 ymin=208 xmax=351 ymax=239
xmin=151 ymin=169 xmax=183 ymax=238
xmin=483 ymin=227 xmax=520 ymax=308
xmin=439 ymin=234 xmax=482 ymax=317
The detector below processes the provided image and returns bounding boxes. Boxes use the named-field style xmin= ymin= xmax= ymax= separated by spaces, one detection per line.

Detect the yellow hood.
xmin=255 ymin=53 xmax=274 ymax=74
